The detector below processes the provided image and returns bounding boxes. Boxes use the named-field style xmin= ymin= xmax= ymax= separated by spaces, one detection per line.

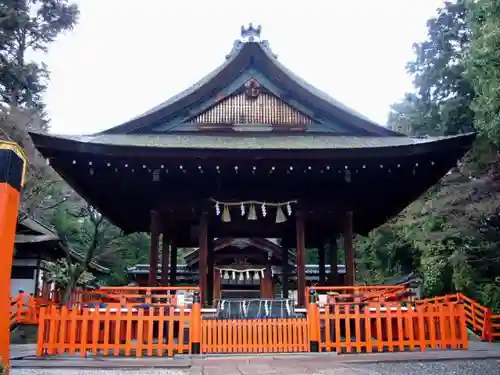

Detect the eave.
xmin=29 ymin=132 xmax=476 ymax=161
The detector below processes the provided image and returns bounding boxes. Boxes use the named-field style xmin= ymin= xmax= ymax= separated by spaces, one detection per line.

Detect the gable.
xmin=186 ymin=89 xmax=315 ymax=131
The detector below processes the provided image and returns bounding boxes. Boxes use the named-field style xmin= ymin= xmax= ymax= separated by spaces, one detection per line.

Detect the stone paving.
xmin=9 ymin=341 xmax=500 ymax=374
xmin=10 ymin=359 xmax=500 ymax=375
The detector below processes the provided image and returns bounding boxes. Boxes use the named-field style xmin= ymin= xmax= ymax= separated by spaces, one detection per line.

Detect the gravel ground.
xmin=10 ymin=360 xmax=500 ymax=375
xmin=11 ymin=370 xmax=189 ymax=375
xmin=347 ymin=360 xmax=500 ymax=375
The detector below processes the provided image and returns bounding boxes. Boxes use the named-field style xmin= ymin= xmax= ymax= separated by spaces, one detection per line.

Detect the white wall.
xmin=10 ymin=278 xmax=35 ymax=297
xmin=11 ymin=258 xmax=38 ymax=297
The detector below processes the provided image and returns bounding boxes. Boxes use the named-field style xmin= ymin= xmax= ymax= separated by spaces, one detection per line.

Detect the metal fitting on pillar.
xmin=193 ymin=291 xmax=201 ymax=304
xmin=309 ymin=289 xmax=318 ymax=304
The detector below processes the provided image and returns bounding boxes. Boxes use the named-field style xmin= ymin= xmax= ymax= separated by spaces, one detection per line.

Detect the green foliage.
xmin=467 ymin=0 xmax=500 ymax=146
xmin=388 ymin=0 xmax=474 ymax=136
xmin=360 ymin=0 xmax=500 ymax=313
xmin=0 ymin=0 xmax=79 ymax=111
xmin=42 ymin=258 xmax=95 ymax=289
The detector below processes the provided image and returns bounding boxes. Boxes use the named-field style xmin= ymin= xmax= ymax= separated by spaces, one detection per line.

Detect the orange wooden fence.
xmin=10 ymin=293 xmax=40 ymax=326
xmin=36 ymin=303 xmax=196 ymax=357
xmin=201 ymin=318 xmax=309 ymax=353
xmin=35 ymin=290 xmax=469 ymax=357
xmin=491 ymin=314 xmax=500 ymax=341
xmin=315 ymin=301 xmax=467 ymax=353
xmin=416 ymin=293 xmax=496 ymax=342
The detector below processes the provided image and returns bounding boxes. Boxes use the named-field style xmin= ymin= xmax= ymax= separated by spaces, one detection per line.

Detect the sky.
xmin=42 ymin=0 xmax=444 ymax=135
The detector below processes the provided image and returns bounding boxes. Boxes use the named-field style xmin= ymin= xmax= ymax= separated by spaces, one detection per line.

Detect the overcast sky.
xmin=42 ymin=0 xmax=444 ymax=135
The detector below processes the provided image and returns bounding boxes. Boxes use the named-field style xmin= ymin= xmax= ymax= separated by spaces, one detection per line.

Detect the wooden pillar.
xmin=318 ymin=246 xmax=326 ymax=284
xmin=198 ymin=212 xmax=208 ymax=305
xmin=161 ymin=233 xmax=169 ymax=285
xmin=296 ymin=211 xmax=306 ymax=306
xmin=169 ymin=244 xmax=177 ymax=286
xmin=148 ymin=211 xmax=161 ymax=286
xmin=206 ymin=239 xmax=214 ymax=306
xmin=264 ymin=263 xmax=273 ymax=298
xmin=0 ymin=142 xmax=26 ymax=370
xmin=344 ymin=211 xmax=355 ymax=286
xmin=282 ymin=246 xmax=289 ymax=299
xmin=213 ymin=270 xmax=221 ymax=302
xmin=328 ymin=238 xmax=338 ymax=285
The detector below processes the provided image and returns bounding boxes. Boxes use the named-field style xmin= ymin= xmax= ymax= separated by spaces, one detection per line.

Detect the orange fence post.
xmin=190 ymin=291 xmax=201 ymax=354
xmin=307 ymin=289 xmax=319 ymax=352
xmin=0 ymin=142 xmax=27 ymax=373
xmin=481 ymin=307 xmax=493 ymax=342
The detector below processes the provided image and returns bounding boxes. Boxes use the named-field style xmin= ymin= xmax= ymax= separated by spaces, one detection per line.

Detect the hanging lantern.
xmin=344 ymin=169 xmax=351 ymax=183
xmin=248 ymin=204 xmax=257 ymax=220
xmin=275 ymin=206 xmax=287 ymax=223
xmin=253 ymin=272 xmax=260 ymax=281
xmin=238 ymin=272 xmax=244 ymax=282
xmin=215 ymin=202 xmax=221 ymax=216
xmin=240 ymin=202 xmax=245 ymax=216
xmin=246 ymin=270 xmax=250 ymax=279
xmin=232 ymin=271 xmax=236 ymax=280
xmin=223 ymin=270 xmax=229 ymax=280
xmin=222 ymin=205 xmax=231 ymax=222
xmin=286 ymin=202 xmax=292 ymax=216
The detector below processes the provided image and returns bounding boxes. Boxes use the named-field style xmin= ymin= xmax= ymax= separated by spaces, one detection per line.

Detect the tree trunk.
xmin=61 ymin=273 xmax=80 ymax=306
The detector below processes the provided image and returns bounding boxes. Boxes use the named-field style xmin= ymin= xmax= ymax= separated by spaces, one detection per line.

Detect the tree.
xmin=0 ymin=1 xmax=80 ymax=221
xmin=51 ymin=204 xmax=124 ymax=305
xmin=356 ymin=0 xmax=500 ymax=312
xmin=388 ymin=0 xmax=474 ymax=136
xmin=467 ymin=0 xmax=500 ymax=146
xmin=0 ymin=0 xmax=79 ymax=112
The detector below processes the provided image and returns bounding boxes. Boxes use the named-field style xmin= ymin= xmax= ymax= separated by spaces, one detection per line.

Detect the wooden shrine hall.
xmin=127 ymin=237 xmax=347 ymax=303
xmin=30 ymin=24 xmax=475 ymax=307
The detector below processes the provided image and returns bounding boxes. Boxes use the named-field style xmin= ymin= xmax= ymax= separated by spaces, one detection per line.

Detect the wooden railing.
xmin=491 ymin=314 xmax=500 ymax=341
xmin=315 ymin=300 xmax=467 ymax=353
xmin=36 ymin=288 xmax=201 ymax=357
xmin=10 ymin=293 xmax=41 ymax=326
xmin=34 ymin=288 xmax=468 ymax=357
xmin=201 ymin=317 xmax=309 ymax=353
xmin=415 ymin=293 xmax=497 ymax=342
xmin=307 ymin=285 xmax=411 ymax=305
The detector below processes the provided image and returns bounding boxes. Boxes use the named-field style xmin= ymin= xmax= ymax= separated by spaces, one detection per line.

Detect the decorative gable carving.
xmin=186 ymin=90 xmax=315 ymax=130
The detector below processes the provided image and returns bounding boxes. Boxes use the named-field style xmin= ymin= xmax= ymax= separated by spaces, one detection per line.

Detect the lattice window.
xmin=188 ymin=92 xmax=314 ymax=125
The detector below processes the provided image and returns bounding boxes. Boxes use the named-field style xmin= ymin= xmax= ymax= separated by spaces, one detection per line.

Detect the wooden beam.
xmin=148 ymin=211 xmax=161 ymax=286
xmin=282 ymin=245 xmax=289 ymax=299
xmin=296 ymin=211 xmax=306 ymax=306
xmin=206 ymin=238 xmax=214 ymax=306
xmin=328 ymin=238 xmax=338 ymax=285
xmin=161 ymin=233 xmax=169 ymax=285
xmin=170 ymin=244 xmax=178 ymax=286
xmin=344 ymin=211 xmax=355 ymax=285
xmin=318 ymin=246 xmax=325 ymax=284
xmin=198 ymin=212 xmax=208 ymax=305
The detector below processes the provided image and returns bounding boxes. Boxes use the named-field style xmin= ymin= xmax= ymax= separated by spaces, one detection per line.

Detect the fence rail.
xmin=36 ymin=304 xmax=195 ymax=357
xmin=317 ymin=302 xmax=467 ymax=353
xmin=201 ymin=318 xmax=309 ymax=353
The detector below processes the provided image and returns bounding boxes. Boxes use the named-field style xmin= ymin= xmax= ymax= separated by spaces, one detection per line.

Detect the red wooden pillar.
xmin=0 ymin=142 xmax=26 ymax=372
xmin=344 ymin=211 xmax=355 ymax=286
xmin=296 ymin=211 xmax=306 ymax=306
xmin=170 ymin=244 xmax=177 ymax=285
xmin=161 ymin=233 xmax=169 ymax=285
xmin=318 ymin=246 xmax=325 ymax=284
xmin=328 ymin=238 xmax=339 ymax=285
xmin=148 ymin=211 xmax=161 ymax=286
xmin=198 ymin=212 xmax=208 ymax=306
xmin=213 ymin=271 xmax=221 ymax=302
xmin=264 ymin=264 xmax=273 ymax=298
